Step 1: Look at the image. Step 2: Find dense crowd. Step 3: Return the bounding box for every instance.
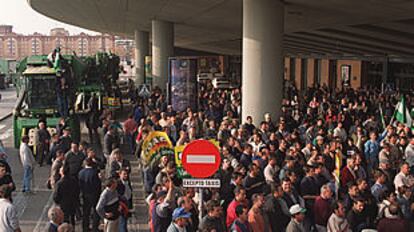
[0,81,414,232]
[0,99,134,231]
[137,83,414,232]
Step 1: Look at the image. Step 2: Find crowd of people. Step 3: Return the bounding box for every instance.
[0,107,134,231]
[136,83,414,232]
[0,80,414,232]
[46,117,135,232]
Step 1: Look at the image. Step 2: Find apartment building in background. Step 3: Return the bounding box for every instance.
[0,25,123,60]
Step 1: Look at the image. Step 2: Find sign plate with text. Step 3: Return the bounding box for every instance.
[183,179,221,188]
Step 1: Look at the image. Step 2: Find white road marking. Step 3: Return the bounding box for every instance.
[0,128,13,140]
[33,191,54,232]
[15,193,29,218]
[187,154,216,164]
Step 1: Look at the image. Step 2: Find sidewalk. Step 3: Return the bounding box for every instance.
[126,154,150,232]
[0,87,16,120]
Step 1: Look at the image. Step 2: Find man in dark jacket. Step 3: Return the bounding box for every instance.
[199,200,225,232]
[86,93,100,144]
[243,164,266,200]
[56,117,66,137]
[78,158,101,232]
[117,168,133,232]
[85,148,105,171]
[58,128,72,153]
[64,142,85,178]
[36,121,51,166]
[0,162,15,195]
[110,152,131,178]
[48,133,61,164]
[53,165,80,226]
[347,198,369,232]
[103,126,119,159]
[263,184,290,231]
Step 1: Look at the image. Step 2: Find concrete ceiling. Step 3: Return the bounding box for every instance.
[28,0,414,57]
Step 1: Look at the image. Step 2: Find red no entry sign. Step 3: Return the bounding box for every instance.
[182,140,221,178]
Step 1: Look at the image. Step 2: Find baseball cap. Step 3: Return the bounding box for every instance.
[172,207,192,220]
[316,135,324,140]
[289,204,306,215]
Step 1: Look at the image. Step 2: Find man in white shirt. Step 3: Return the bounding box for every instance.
[333,122,347,143]
[264,155,280,184]
[0,185,21,232]
[404,138,414,171]
[394,162,414,191]
[19,135,36,193]
[159,112,169,128]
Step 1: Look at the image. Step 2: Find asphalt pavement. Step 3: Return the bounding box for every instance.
[0,87,16,120]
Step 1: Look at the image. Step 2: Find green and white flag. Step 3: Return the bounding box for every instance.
[379,103,386,129]
[394,96,413,129]
[53,51,61,71]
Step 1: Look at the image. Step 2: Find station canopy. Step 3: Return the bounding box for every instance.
[29,0,414,57]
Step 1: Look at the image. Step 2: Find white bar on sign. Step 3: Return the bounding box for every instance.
[187,154,215,164]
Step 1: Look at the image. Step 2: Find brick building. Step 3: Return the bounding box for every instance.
[0,25,117,60]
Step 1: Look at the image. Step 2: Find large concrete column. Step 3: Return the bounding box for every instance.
[242,0,284,125]
[134,30,149,86]
[152,20,174,91]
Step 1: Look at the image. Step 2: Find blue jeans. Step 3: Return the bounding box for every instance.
[119,215,127,232]
[23,166,32,192]
[57,94,68,117]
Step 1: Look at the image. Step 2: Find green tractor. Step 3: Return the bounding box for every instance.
[75,52,121,114]
[13,55,86,148]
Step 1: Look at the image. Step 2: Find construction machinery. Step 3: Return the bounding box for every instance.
[13,54,85,148]
[13,52,122,148]
[75,52,121,114]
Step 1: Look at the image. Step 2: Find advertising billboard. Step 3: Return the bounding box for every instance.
[169,58,197,112]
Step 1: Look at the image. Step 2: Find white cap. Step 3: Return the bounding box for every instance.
[289,204,306,215]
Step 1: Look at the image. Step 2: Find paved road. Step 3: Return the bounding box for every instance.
[0,88,16,119]
[0,116,53,232]
[0,108,149,231]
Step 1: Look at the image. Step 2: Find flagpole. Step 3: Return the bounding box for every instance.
[388,99,400,128]
[379,103,386,130]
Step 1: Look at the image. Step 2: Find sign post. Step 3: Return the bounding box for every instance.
[198,188,203,223]
[182,140,221,222]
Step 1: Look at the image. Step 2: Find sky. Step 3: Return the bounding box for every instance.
[0,0,98,35]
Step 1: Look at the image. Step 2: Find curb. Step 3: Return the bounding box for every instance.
[0,112,12,122]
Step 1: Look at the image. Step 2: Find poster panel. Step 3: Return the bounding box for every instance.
[169,58,197,112]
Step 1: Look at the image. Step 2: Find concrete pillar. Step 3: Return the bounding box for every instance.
[152,20,174,91]
[242,0,284,124]
[134,30,149,86]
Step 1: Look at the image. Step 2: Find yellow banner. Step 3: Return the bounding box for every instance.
[141,131,174,166]
[175,145,185,168]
